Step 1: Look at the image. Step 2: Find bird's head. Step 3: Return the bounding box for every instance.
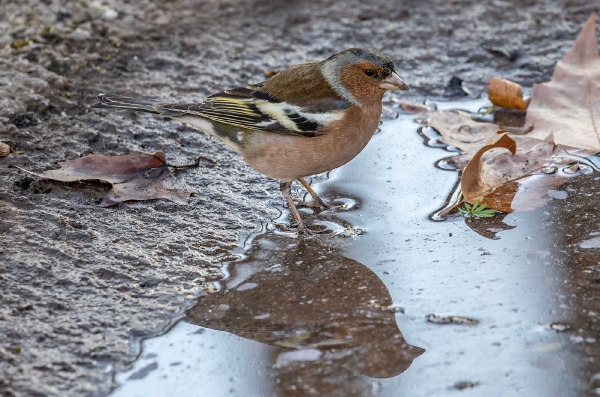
[319,48,408,105]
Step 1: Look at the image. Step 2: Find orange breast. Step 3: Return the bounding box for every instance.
[242,102,382,181]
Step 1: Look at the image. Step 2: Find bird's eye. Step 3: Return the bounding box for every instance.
[364,68,375,77]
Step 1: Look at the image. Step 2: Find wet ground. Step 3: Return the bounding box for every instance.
[109,106,600,397]
[1,0,600,396]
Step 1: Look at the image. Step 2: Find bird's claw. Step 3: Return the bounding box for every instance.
[294,199,333,210]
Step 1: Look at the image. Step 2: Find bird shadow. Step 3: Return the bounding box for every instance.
[186,231,424,394]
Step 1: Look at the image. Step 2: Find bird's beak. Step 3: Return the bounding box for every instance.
[380,72,409,91]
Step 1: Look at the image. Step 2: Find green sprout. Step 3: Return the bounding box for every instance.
[458,200,496,220]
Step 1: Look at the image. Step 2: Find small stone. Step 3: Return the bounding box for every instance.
[550,322,570,332]
[444,77,470,97]
[387,304,405,314]
[108,36,121,47]
[453,381,478,390]
[11,39,32,49]
[102,8,118,20]
[426,314,479,325]
[12,114,37,128]
[0,142,9,156]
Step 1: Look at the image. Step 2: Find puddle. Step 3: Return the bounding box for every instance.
[110,100,589,396]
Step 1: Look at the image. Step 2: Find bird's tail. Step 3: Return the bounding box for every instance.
[91,94,160,114]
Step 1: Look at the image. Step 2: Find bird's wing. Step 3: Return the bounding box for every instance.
[156,85,349,138]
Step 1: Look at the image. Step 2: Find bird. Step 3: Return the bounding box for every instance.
[91,48,408,234]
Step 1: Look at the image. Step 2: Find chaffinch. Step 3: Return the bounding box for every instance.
[92,48,409,234]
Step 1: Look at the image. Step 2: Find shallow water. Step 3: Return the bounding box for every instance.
[110,100,590,397]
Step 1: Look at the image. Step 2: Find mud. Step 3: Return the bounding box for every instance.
[1,0,599,396]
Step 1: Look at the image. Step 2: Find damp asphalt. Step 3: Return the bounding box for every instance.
[1,1,599,396]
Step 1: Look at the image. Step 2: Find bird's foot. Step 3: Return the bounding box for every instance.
[294,199,332,210]
[297,177,332,210]
[313,198,333,210]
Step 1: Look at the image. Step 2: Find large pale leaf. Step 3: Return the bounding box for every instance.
[526,14,600,152]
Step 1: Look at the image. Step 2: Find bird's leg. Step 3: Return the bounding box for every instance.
[298,177,331,209]
[280,181,312,234]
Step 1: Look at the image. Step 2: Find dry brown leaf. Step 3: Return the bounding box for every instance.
[428,111,501,155]
[429,111,556,171]
[42,152,166,183]
[461,133,517,204]
[458,132,588,211]
[430,14,600,217]
[526,13,600,152]
[474,179,520,213]
[460,131,565,211]
[16,152,196,206]
[99,167,195,207]
[447,133,593,213]
[487,77,528,110]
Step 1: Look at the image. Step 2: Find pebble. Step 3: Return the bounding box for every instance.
[0,142,10,156]
[550,322,570,332]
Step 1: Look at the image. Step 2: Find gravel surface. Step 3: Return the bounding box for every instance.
[1,0,598,395]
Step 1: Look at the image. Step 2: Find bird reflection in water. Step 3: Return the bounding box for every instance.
[186,233,424,396]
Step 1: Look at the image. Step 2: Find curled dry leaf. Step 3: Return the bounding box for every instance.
[526,13,600,153]
[487,77,528,110]
[15,152,196,206]
[458,132,590,212]
[461,133,517,207]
